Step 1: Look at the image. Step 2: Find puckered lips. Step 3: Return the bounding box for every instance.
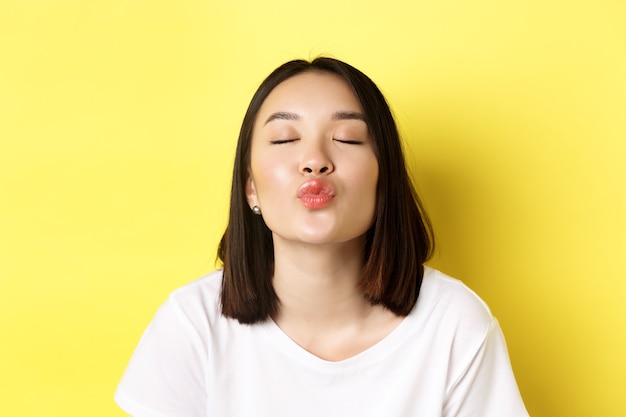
[296,179,335,209]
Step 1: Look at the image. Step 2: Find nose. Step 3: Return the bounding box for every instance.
[299,141,334,176]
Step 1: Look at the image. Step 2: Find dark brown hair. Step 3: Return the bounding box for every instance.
[218,57,434,324]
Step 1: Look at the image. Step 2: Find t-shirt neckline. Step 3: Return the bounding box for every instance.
[257,269,432,373]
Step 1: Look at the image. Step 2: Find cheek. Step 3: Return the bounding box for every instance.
[250,155,294,199]
[355,156,379,194]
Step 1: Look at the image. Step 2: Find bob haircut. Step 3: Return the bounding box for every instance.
[218,57,434,324]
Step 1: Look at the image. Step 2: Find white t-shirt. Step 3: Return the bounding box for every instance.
[115,267,529,417]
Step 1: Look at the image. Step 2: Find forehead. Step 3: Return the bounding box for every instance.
[257,71,363,117]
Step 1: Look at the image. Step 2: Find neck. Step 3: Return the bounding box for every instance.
[271,236,372,328]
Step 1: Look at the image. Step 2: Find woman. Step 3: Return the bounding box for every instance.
[115,57,529,416]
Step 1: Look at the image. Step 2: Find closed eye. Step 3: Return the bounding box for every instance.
[333,139,363,145]
[270,138,299,145]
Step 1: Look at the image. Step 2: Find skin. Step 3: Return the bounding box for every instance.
[246,72,402,361]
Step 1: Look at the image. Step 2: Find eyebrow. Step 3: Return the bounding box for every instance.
[264,112,299,125]
[331,111,366,121]
[264,110,366,125]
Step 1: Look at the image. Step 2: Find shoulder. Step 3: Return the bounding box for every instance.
[115,271,226,416]
[168,269,223,305]
[158,269,226,331]
[418,266,493,321]
[412,267,496,354]
[416,270,529,414]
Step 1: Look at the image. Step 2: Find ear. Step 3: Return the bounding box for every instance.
[245,173,258,208]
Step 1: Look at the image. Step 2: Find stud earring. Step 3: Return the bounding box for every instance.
[252,205,262,215]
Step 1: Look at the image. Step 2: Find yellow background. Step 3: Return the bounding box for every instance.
[1,1,624,416]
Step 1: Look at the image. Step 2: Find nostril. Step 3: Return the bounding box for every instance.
[302,166,330,174]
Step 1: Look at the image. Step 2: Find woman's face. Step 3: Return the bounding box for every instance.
[246,71,379,247]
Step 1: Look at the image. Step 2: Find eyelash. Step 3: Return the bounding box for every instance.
[270,139,298,145]
[269,139,363,145]
[334,139,363,145]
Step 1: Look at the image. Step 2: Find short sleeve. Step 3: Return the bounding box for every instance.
[115,299,208,417]
[443,319,529,417]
